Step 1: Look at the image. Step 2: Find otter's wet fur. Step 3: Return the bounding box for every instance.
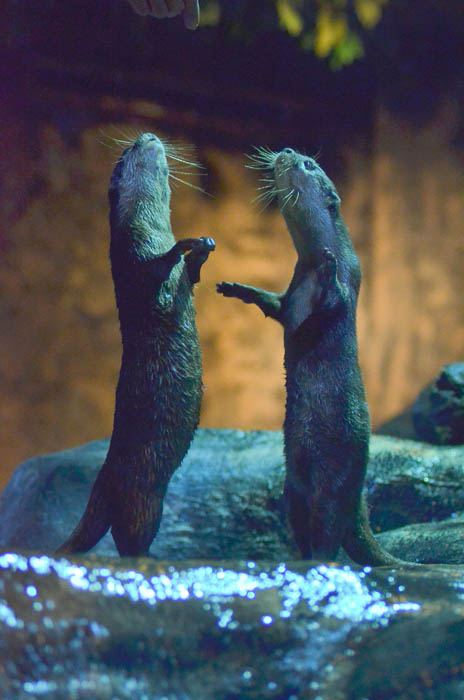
[218,146,404,566]
[58,133,215,557]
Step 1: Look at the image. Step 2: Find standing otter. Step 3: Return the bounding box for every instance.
[217,147,402,566]
[58,132,215,557]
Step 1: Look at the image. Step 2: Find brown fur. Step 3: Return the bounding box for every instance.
[58,133,214,556]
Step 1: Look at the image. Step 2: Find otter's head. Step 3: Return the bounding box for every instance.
[109,133,171,234]
[248,146,342,261]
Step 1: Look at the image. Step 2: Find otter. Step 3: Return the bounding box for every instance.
[58,132,215,557]
[217,147,403,567]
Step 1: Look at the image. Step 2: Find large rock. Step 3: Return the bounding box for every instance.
[378,362,464,445]
[1,551,464,699]
[2,430,464,562]
[365,435,464,532]
[377,513,464,564]
[412,363,464,445]
[3,431,464,698]
[0,430,294,558]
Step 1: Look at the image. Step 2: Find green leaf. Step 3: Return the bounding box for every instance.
[199,0,221,27]
[330,30,364,68]
[276,0,304,37]
[355,0,387,29]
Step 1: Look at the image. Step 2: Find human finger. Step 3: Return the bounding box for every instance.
[182,0,200,29]
[164,0,185,18]
[127,0,150,15]
[148,0,169,18]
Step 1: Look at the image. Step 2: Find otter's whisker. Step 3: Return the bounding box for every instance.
[97,138,121,152]
[113,126,141,144]
[254,145,277,158]
[166,153,204,169]
[252,190,276,204]
[168,168,207,176]
[161,138,196,150]
[251,183,288,213]
[245,162,272,171]
[97,130,133,151]
[244,147,277,170]
[254,197,276,214]
[281,188,296,212]
[251,190,277,205]
[169,173,212,196]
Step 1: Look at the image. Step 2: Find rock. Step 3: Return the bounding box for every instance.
[1,551,464,699]
[3,431,464,697]
[2,430,464,563]
[411,363,464,445]
[375,407,417,441]
[365,435,464,533]
[377,513,464,564]
[0,430,295,559]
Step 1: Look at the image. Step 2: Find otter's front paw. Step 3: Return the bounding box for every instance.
[196,237,216,253]
[216,281,237,297]
[318,248,338,284]
[183,236,215,255]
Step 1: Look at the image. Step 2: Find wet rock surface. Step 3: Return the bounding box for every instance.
[2,430,464,563]
[377,513,464,565]
[1,551,464,700]
[365,435,464,533]
[3,430,464,697]
[0,430,294,559]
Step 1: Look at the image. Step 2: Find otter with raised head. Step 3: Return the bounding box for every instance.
[218,147,402,566]
[58,133,215,557]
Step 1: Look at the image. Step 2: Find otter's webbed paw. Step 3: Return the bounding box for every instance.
[318,248,338,286]
[217,281,241,298]
[192,237,216,254]
[176,236,215,255]
[217,282,258,303]
[217,282,283,321]
[318,247,349,310]
[183,236,216,285]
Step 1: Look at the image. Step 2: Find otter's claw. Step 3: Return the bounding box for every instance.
[177,236,216,255]
[323,247,336,267]
[196,237,216,253]
[319,247,337,282]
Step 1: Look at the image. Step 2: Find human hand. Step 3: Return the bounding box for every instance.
[127,0,200,30]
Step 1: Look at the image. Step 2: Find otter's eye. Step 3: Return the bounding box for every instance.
[303,160,314,171]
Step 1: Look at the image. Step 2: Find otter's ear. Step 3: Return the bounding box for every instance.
[327,189,340,212]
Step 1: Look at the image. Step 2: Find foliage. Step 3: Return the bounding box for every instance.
[200,0,390,68]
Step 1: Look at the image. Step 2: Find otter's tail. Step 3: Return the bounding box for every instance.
[342,498,409,567]
[56,465,111,554]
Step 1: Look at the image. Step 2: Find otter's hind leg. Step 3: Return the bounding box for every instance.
[284,479,313,558]
[310,504,349,562]
[111,490,164,557]
[309,467,360,561]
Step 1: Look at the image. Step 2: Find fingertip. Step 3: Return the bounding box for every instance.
[183,16,199,30]
[182,0,200,29]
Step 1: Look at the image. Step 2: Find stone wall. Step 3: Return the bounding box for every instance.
[1,102,463,489]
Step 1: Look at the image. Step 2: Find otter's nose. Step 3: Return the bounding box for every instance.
[282,148,294,155]
[135,133,162,149]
